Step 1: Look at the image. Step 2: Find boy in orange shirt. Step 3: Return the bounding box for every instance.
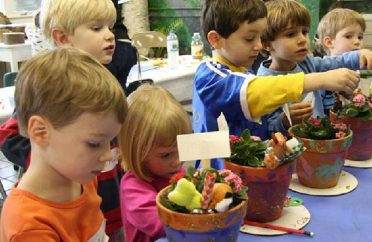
[0,48,127,241]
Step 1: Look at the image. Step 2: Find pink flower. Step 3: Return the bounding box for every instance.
[229,135,241,143]
[353,94,366,107]
[251,136,262,141]
[309,117,321,127]
[218,169,242,193]
[335,131,346,139]
[333,122,347,131]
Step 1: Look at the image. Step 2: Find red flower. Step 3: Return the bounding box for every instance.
[309,117,321,127]
[169,172,185,184]
[229,135,241,143]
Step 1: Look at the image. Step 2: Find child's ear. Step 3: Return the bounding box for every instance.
[28,116,50,147]
[207,31,223,49]
[323,36,334,49]
[51,29,71,47]
[262,41,273,52]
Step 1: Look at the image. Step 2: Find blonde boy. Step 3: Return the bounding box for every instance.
[193,0,361,168]
[317,8,366,57]
[0,48,127,241]
[40,0,116,64]
[0,0,122,239]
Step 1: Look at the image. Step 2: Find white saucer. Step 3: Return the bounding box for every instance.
[289,171,358,196]
[240,205,311,236]
[345,157,372,168]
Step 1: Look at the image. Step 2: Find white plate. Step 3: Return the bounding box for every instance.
[289,171,358,196]
[240,205,311,236]
[345,157,372,168]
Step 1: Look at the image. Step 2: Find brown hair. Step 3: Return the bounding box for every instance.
[201,0,267,43]
[16,47,127,137]
[261,0,311,44]
[119,85,192,182]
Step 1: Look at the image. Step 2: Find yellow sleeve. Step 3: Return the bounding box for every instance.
[247,72,304,118]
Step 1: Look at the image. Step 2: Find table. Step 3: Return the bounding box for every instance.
[0,41,32,72]
[127,56,200,109]
[157,166,372,242]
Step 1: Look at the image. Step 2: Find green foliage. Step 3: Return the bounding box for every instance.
[333,91,372,121]
[291,117,350,140]
[227,130,267,167]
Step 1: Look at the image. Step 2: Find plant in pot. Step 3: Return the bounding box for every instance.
[289,116,352,189]
[331,89,372,161]
[156,167,247,242]
[224,130,305,223]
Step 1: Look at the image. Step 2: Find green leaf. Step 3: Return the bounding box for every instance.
[346,107,359,117]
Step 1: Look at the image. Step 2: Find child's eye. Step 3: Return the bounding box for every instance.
[302,30,309,36]
[91,26,102,32]
[160,153,171,158]
[245,38,254,42]
[358,35,364,40]
[87,142,100,148]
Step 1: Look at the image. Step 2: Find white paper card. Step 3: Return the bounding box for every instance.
[177,131,231,161]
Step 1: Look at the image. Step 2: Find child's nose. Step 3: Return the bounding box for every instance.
[106,29,115,41]
[171,159,181,168]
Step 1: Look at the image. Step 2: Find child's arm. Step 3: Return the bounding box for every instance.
[247,69,359,118]
[120,177,165,240]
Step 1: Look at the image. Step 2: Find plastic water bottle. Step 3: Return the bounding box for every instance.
[167,30,179,69]
[191,32,203,60]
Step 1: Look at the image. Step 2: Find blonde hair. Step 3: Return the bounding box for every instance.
[119,85,192,182]
[40,0,116,42]
[316,8,366,55]
[261,0,311,44]
[16,47,127,137]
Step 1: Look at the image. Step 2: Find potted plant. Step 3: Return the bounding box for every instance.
[331,89,372,161]
[156,167,247,242]
[224,130,305,222]
[289,116,352,189]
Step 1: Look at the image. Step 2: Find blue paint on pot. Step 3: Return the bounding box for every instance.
[163,217,242,242]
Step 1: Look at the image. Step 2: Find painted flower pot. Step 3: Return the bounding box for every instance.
[156,186,247,242]
[330,111,372,161]
[224,161,295,223]
[289,126,353,188]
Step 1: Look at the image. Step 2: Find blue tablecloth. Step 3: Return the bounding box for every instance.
[156,166,372,242]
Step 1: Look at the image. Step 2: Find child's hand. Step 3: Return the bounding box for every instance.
[321,68,360,95]
[281,103,313,129]
[359,49,372,70]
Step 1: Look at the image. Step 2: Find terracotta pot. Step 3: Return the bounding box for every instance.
[156,186,247,242]
[288,126,353,188]
[330,111,372,161]
[224,160,295,223]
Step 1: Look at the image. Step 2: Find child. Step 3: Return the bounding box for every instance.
[193,0,361,169]
[256,0,372,135]
[317,8,366,114]
[119,85,192,242]
[0,48,127,241]
[0,0,124,239]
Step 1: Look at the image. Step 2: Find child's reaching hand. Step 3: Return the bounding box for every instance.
[281,103,313,129]
[359,49,372,70]
[305,68,359,96]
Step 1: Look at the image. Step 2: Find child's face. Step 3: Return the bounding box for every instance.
[328,24,364,56]
[217,18,267,67]
[144,144,182,179]
[67,20,115,64]
[46,112,121,183]
[267,25,310,70]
